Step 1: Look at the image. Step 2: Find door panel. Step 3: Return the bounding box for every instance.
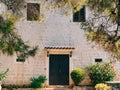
[49,54,69,85]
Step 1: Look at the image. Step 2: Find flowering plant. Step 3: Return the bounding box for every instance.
[95,83,111,90]
[87,63,116,85]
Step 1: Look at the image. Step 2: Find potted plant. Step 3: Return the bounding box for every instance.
[71,68,86,85]
[30,75,47,88]
[95,83,111,90]
[87,62,116,85]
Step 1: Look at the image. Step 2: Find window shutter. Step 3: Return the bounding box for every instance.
[73,6,86,22]
[73,11,80,22]
[27,3,40,21]
[79,6,86,22]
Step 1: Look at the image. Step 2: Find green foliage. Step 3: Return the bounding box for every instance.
[0,68,9,82]
[84,29,120,59]
[45,0,87,14]
[71,68,86,85]
[87,0,118,24]
[87,63,116,85]
[87,0,116,13]
[0,0,119,60]
[81,1,120,60]
[0,0,25,16]
[2,84,31,89]
[30,75,47,88]
[0,16,38,61]
[0,16,14,34]
[80,0,120,60]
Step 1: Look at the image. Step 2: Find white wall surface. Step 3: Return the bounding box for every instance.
[0,0,115,85]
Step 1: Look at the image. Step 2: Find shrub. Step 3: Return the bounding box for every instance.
[0,68,9,82]
[95,83,111,90]
[30,75,47,88]
[71,68,86,85]
[87,63,116,85]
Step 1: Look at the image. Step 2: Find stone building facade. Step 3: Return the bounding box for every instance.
[0,0,118,86]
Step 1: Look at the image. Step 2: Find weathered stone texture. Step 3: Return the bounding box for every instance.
[0,0,117,86]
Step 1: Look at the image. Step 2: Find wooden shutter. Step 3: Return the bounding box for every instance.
[73,6,86,22]
[27,3,40,21]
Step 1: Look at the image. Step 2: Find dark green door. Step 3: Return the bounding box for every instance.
[49,54,69,85]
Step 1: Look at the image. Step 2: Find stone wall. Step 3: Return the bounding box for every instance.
[0,0,116,86]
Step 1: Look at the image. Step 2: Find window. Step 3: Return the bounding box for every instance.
[16,58,25,62]
[73,6,86,22]
[95,58,102,62]
[27,3,40,21]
